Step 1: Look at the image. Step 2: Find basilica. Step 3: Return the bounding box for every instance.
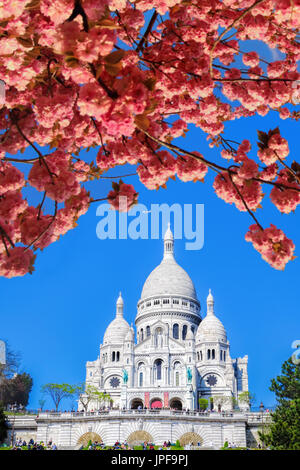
[6,227,261,449]
[82,225,249,413]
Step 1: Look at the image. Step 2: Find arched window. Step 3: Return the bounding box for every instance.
[182,325,187,340]
[116,351,120,361]
[154,359,162,380]
[112,351,115,362]
[146,326,150,337]
[173,324,179,339]
[220,350,223,361]
[212,349,215,360]
[139,372,143,387]
[173,361,180,386]
[140,329,144,341]
[224,351,226,361]
[200,351,203,361]
[207,349,211,360]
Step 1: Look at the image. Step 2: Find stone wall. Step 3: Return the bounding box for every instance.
[4,411,271,449]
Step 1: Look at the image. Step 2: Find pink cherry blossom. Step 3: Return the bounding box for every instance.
[0,0,298,276]
[245,224,295,270]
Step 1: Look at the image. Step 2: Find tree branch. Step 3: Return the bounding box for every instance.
[66,0,89,32]
[136,11,158,53]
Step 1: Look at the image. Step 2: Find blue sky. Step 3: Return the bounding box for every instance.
[0,23,299,411]
[1,105,299,411]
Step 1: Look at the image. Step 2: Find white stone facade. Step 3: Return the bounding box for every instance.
[6,410,271,449]
[83,226,249,413]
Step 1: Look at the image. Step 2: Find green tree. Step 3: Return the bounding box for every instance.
[0,342,33,409]
[0,342,21,380]
[259,358,300,450]
[231,396,238,409]
[38,398,46,410]
[0,404,7,444]
[238,391,256,409]
[41,383,77,412]
[198,398,208,411]
[76,383,112,411]
[0,373,33,408]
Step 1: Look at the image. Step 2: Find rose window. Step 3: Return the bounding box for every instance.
[206,375,217,386]
[110,377,120,388]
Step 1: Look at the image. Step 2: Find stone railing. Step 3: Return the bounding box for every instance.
[36,409,247,421]
[5,414,38,428]
[245,412,272,424]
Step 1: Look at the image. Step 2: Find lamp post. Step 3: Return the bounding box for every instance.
[10,403,17,447]
[259,402,265,449]
[259,401,264,412]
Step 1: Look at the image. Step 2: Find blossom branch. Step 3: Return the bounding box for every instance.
[209,0,268,76]
[136,11,158,53]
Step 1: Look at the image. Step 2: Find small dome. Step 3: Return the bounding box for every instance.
[196,315,227,343]
[103,317,130,345]
[103,294,130,345]
[196,290,227,343]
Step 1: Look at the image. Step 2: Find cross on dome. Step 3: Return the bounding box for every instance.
[163,223,174,259]
[207,289,214,315]
[116,292,124,316]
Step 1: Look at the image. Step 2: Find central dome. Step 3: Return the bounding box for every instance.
[140,225,198,302]
[141,258,197,300]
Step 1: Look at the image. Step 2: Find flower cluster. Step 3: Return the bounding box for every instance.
[107,181,138,212]
[245,224,295,270]
[0,0,298,276]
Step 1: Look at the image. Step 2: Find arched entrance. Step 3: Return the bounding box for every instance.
[179,433,203,447]
[150,398,162,409]
[77,432,102,447]
[131,398,144,409]
[127,431,153,446]
[169,398,182,410]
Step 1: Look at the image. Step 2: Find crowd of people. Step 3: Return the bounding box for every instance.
[82,440,177,450]
[11,437,57,450]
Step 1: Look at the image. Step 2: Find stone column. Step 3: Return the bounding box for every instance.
[185,385,194,411]
[120,384,128,409]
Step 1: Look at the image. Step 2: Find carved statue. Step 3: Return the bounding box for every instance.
[187,367,192,383]
[123,369,128,384]
[137,418,143,430]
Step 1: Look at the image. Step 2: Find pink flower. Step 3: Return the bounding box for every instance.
[270,169,300,214]
[243,52,260,67]
[107,181,138,212]
[245,224,295,270]
[0,247,36,278]
[176,153,207,182]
